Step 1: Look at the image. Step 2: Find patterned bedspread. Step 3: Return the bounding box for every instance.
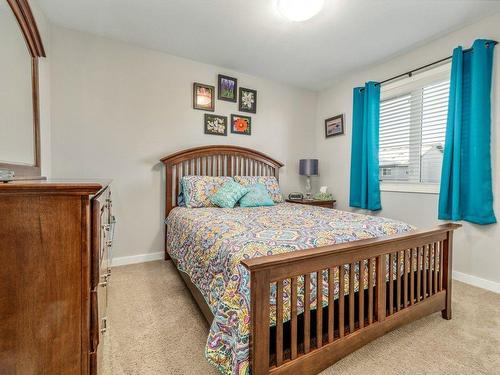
[166,203,415,375]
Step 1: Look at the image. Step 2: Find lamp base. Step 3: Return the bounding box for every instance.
[305,176,312,200]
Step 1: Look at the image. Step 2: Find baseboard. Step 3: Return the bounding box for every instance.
[111,251,164,267]
[453,270,500,294]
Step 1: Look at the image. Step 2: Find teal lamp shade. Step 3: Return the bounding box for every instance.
[299,159,319,176]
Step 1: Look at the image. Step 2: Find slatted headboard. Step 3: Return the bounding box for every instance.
[160,145,284,217]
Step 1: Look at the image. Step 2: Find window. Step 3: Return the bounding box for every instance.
[379,64,450,192]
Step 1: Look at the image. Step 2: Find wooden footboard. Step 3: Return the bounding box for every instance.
[241,223,460,375]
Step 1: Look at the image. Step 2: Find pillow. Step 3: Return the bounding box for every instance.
[209,180,250,208]
[181,176,232,208]
[177,189,186,207]
[239,183,275,208]
[234,176,284,203]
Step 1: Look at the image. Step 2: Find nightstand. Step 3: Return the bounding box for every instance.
[285,198,336,209]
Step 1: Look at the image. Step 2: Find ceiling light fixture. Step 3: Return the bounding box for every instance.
[275,0,325,22]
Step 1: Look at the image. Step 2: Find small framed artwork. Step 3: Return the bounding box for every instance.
[325,114,344,137]
[193,82,215,111]
[204,114,227,136]
[218,74,237,102]
[238,87,257,113]
[231,114,251,135]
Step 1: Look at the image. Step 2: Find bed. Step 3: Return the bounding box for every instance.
[161,145,460,375]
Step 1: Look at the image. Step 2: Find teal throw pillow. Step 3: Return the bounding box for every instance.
[239,183,275,208]
[209,180,249,208]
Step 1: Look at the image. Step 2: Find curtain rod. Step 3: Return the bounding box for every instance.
[360,40,498,90]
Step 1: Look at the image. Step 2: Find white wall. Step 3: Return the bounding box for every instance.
[49,26,317,259]
[315,13,500,289]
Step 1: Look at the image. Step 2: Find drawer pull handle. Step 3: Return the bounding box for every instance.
[99,273,109,287]
[101,317,107,333]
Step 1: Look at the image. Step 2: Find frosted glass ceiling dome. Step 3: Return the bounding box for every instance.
[275,0,325,22]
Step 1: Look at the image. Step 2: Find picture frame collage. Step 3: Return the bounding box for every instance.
[193,74,257,136]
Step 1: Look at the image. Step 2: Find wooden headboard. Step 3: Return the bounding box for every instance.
[160,145,284,217]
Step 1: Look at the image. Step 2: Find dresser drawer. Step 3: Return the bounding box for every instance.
[90,273,108,375]
[96,277,107,375]
[100,189,114,271]
[91,188,113,288]
[90,186,113,375]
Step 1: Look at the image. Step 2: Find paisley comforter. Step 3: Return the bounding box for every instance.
[166,203,414,375]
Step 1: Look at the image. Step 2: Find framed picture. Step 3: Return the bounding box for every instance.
[218,74,237,102]
[204,114,227,136]
[238,87,257,113]
[231,114,251,135]
[325,114,344,137]
[193,82,215,111]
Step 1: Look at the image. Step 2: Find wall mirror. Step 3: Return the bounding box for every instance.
[0,0,45,178]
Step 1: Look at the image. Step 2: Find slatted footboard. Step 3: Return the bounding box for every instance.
[241,223,460,375]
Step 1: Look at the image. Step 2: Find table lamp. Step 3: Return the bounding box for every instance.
[299,159,318,200]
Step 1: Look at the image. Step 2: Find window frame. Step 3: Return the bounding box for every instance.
[379,63,451,195]
[380,182,440,194]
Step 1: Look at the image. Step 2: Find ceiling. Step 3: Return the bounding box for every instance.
[38,0,500,91]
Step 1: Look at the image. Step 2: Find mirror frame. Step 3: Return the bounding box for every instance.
[0,0,46,178]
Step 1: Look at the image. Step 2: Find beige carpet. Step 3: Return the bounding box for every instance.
[103,261,500,375]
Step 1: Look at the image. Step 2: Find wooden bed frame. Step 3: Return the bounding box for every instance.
[160,145,460,375]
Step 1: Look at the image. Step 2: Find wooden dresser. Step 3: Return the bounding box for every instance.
[0,180,114,375]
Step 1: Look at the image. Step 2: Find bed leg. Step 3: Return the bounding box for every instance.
[442,304,452,320]
[441,229,453,320]
[165,230,171,260]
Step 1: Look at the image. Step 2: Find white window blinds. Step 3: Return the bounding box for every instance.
[379,67,450,185]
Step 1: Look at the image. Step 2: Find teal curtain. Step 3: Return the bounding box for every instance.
[349,81,381,211]
[439,39,496,224]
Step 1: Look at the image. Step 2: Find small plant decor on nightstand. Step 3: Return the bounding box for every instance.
[314,186,333,200]
[313,192,333,201]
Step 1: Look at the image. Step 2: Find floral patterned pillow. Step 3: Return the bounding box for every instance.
[209,180,249,208]
[181,176,233,208]
[233,176,284,203]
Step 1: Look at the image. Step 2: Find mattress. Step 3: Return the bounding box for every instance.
[166,203,415,375]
